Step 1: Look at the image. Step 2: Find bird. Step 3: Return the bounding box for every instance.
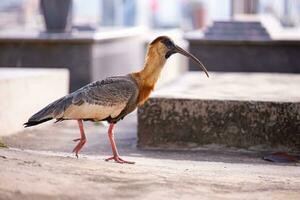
[24,36,209,164]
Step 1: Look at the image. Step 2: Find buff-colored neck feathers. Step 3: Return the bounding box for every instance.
[131,42,168,106]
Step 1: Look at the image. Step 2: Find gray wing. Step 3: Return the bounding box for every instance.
[59,76,139,120]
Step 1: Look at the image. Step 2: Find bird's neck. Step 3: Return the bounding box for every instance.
[139,51,166,85]
[131,47,166,106]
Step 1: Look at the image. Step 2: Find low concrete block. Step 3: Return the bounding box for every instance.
[0,68,69,136]
[138,72,300,151]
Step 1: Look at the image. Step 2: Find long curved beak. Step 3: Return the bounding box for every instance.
[174,45,209,78]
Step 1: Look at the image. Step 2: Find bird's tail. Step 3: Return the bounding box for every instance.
[23,117,53,127]
[24,96,71,128]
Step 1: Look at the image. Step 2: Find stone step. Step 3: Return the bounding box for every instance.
[203,21,270,40]
[137,72,300,152]
[0,68,69,136]
[213,21,263,28]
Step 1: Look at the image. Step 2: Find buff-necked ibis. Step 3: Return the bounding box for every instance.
[24,36,209,164]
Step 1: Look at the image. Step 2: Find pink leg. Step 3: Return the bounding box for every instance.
[72,119,87,158]
[105,123,135,164]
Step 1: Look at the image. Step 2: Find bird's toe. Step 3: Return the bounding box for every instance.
[105,156,135,164]
[73,138,81,142]
[72,139,86,158]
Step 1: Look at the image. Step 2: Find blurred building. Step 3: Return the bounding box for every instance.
[0,0,299,30]
[0,0,40,29]
[0,0,24,28]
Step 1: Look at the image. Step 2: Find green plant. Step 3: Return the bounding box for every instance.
[0,139,7,148]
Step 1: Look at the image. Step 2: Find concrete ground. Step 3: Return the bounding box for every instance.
[1,113,300,200]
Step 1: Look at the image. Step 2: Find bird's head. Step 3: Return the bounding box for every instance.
[150,36,209,77]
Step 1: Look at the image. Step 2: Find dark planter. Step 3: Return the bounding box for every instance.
[41,0,73,33]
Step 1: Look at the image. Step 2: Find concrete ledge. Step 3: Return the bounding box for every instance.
[0,28,145,91]
[185,31,300,73]
[0,68,69,136]
[138,72,300,152]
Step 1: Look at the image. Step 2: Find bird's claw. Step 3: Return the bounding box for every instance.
[105,156,135,164]
[72,138,86,158]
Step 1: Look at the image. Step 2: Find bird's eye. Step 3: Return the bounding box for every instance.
[166,40,172,46]
[163,39,174,49]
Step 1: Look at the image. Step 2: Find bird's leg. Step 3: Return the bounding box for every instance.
[105,123,135,164]
[72,119,87,158]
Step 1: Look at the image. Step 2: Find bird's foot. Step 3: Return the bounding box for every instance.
[105,156,135,164]
[72,138,86,158]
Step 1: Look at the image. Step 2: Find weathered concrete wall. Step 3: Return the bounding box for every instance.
[138,72,300,151]
[138,98,300,151]
[0,68,69,136]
